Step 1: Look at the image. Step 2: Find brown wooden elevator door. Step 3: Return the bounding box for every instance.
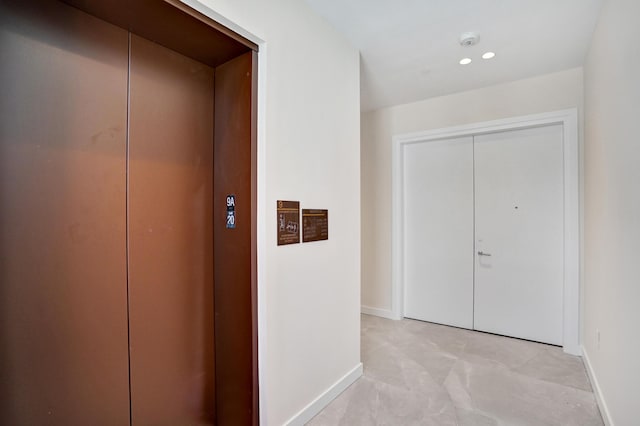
[0,1,131,424]
[128,34,216,425]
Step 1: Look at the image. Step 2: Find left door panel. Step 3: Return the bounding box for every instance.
[0,1,130,424]
[403,136,475,329]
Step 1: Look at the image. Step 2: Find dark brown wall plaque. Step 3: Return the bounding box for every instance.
[302,209,328,242]
[277,200,300,245]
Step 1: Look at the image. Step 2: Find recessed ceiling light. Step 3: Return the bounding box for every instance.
[459,58,472,65]
[482,52,496,59]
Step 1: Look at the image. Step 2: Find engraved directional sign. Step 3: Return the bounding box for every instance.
[277,200,300,245]
[302,209,328,243]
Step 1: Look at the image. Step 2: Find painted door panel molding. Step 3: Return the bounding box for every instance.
[392,109,580,355]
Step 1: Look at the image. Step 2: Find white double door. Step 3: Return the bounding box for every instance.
[403,124,564,345]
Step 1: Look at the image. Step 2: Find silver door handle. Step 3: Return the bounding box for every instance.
[478,251,492,257]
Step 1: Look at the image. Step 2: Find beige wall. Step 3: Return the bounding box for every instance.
[583,0,640,424]
[188,1,362,424]
[361,67,584,312]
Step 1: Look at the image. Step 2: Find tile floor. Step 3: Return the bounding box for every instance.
[308,314,603,426]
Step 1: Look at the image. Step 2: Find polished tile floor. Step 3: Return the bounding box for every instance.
[308,314,603,426]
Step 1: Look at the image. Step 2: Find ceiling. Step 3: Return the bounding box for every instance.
[303,0,604,111]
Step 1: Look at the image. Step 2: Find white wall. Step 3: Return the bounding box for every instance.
[187,1,362,425]
[583,0,640,424]
[361,68,584,313]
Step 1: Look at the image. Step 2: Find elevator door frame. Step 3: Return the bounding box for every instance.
[391,108,580,355]
[2,0,260,424]
[79,1,261,422]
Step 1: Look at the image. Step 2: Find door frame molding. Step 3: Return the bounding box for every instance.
[391,108,580,355]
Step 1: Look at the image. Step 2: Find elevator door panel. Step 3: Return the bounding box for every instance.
[0,1,130,424]
[128,35,215,425]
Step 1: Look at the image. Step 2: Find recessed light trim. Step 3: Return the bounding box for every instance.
[482,51,496,59]
[459,58,472,65]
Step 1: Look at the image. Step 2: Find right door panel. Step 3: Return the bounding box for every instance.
[128,35,215,425]
[474,125,564,345]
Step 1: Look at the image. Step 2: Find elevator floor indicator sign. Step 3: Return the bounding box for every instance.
[226,195,236,229]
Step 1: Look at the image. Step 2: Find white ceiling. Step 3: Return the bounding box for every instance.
[303,0,604,111]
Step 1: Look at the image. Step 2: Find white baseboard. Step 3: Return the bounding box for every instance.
[284,362,363,426]
[563,342,582,356]
[361,305,399,320]
[582,346,614,426]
